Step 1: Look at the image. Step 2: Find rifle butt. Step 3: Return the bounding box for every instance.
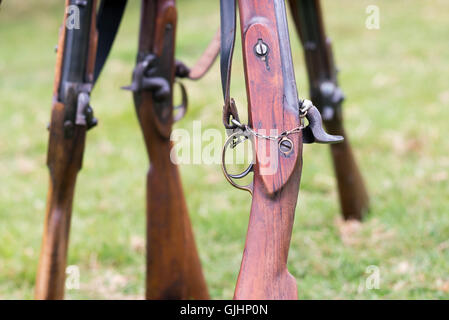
[324,120,369,220]
[36,102,86,299]
[35,182,75,299]
[145,140,209,299]
[137,99,208,300]
[234,165,302,300]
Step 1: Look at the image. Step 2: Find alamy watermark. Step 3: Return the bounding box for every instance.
[65,265,80,290]
[66,5,81,30]
[366,5,380,30]
[170,121,286,176]
[365,265,380,290]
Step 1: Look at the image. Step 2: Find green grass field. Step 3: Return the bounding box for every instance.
[0,0,448,299]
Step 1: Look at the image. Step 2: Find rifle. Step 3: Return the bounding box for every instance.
[288,0,369,220]
[123,0,210,299]
[220,0,342,299]
[36,0,216,300]
[35,0,100,299]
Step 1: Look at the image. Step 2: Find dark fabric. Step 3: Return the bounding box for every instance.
[220,0,236,104]
[93,0,128,85]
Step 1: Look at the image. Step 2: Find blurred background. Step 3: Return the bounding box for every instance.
[0,0,448,299]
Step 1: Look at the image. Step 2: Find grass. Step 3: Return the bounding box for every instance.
[0,0,448,299]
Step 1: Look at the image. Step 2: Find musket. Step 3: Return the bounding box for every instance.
[220,0,342,299]
[288,0,369,220]
[124,0,209,299]
[35,0,99,299]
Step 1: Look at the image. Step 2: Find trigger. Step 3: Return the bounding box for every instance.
[302,105,344,144]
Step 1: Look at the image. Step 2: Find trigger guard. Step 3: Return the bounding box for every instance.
[221,131,254,194]
[229,163,254,179]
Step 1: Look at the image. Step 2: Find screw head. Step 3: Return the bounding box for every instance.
[64,120,74,130]
[279,137,293,155]
[63,120,74,138]
[254,39,269,57]
[75,0,88,7]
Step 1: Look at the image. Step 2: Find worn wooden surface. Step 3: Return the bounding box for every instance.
[135,0,209,300]
[35,0,97,299]
[234,0,302,300]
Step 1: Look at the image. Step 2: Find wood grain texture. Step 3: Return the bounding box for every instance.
[138,104,209,299]
[135,0,209,300]
[324,123,369,220]
[35,0,97,300]
[234,0,302,300]
[35,102,86,299]
[288,0,369,220]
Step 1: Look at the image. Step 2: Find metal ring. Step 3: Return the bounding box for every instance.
[221,131,254,194]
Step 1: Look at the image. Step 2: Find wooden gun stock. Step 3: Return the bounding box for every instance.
[234,167,302,299]
[137,104,209,299]
[131,0,208,300]
[35,103,86,299]
[324,121,369,221]
[234,0,302,300]
[36,0,98,299]
[289,0,369,220]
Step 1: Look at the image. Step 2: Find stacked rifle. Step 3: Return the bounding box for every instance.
[35,0,368,300]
